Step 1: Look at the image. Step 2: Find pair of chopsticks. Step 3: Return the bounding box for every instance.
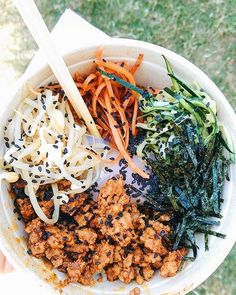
[12,0,100,138]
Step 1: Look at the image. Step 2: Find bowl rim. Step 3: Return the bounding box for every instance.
[0,38,236,294]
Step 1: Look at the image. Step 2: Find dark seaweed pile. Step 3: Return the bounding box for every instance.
[145,123,230,257]
[127,126,230,257]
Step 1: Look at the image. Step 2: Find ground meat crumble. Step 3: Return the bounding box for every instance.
[12,177,187,286]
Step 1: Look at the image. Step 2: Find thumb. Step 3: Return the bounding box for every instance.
[0,250,14,273]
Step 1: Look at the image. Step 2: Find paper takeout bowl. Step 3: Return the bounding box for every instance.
[0,19,236,295]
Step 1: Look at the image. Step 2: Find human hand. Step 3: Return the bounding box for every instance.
[0,250,13,273]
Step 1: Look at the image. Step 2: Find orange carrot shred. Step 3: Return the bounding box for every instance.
[73,49,149,178]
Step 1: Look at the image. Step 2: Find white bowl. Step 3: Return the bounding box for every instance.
[0,38,236,295]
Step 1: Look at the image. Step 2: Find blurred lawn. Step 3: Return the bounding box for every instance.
[1,0,236,294]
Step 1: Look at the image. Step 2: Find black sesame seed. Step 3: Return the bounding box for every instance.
[32,179,37,184]
[27,249,32,255]
[107,214,112,220]
[46,169,50,174]
[38,166,42,172]
[118,212,123,218]
[160,230,166,236]
[57,195,62,199]
[63,148,68,154]
[87,155,92,159]
[59,90,65,96]
[53,145,58,149]
[42,231,48,240]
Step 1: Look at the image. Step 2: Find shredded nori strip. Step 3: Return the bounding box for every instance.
[135,58,233,257]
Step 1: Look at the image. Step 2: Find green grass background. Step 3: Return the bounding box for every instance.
[1,0,236,294]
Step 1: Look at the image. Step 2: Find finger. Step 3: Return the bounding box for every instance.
[3,258,14,273]
[0,250,5,272]
[0,250,13,273]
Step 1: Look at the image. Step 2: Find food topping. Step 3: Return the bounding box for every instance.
[1,88,110,224]
[17,177,186,286]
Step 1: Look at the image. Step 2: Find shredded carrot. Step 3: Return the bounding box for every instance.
[95,60,136,85]
[130,54,144,75]
[63,49,149,178]
[82,73,97,91]
[132,97,139,136]
[92,82,106,117]
[105,92,148,178]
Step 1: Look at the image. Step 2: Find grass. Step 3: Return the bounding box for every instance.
[0,0,236,294]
